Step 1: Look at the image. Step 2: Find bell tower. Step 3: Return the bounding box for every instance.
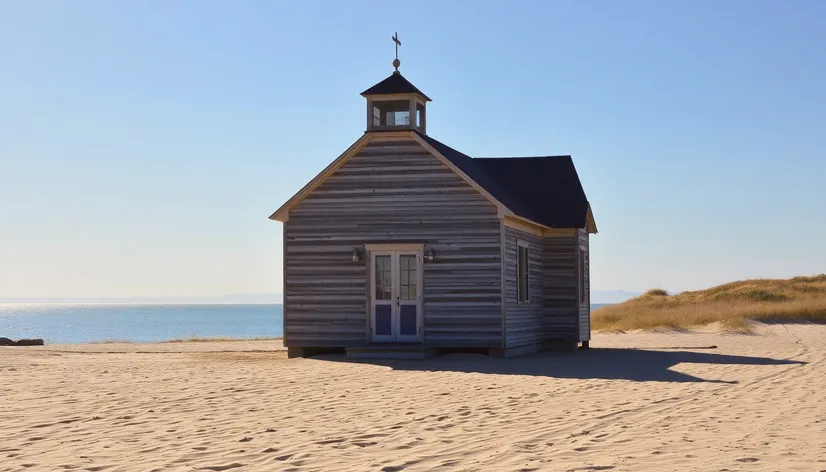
[361,33,431,134]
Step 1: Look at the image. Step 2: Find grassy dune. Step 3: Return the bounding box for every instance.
[593,274,826,331]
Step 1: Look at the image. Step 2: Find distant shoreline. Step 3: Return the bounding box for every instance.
[1,303,614,345]
[1,301,620,307]
[0,302,284,307]
[0,304,285,345]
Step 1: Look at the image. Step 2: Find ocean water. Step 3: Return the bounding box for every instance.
[0,304,284,344]
[0,303,613,344]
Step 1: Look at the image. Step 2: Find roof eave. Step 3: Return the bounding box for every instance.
[360,91,432,102]
[267,134,374,223]
[586,204,598,234]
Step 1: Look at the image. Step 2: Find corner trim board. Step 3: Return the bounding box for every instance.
[499,219,506,348]
[282,223,288,345]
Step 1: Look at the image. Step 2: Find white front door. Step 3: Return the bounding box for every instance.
[370,250,422,342]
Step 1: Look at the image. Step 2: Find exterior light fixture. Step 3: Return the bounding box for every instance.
[352,248,361,263]
[425,249,434,262]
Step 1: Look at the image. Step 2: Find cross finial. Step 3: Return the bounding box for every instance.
[392,32,401,74]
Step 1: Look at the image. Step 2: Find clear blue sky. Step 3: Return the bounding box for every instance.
[2,1,824,300]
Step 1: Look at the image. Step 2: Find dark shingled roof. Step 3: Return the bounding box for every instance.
[361,73,431,101]
[416,132,590,229]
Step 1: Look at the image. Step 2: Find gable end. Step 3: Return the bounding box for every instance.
[269,131,512,222]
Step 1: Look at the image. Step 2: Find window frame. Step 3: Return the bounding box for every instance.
[578,245,588,306]
[516,239,531,304]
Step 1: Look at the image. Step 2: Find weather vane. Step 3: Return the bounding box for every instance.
[392,32,401,74]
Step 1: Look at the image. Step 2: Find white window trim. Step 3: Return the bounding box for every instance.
[365,243,425,252]
[517,239,531,305]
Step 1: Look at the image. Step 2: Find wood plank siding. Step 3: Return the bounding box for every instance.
[541,231,580,341]
[578,229,591,342]
[501,226,589,346]
[502,227,544,348]
[283,138,503,347]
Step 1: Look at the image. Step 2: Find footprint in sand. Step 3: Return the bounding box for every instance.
[353,441,378,447]
[315,438,344,445]
[380,466,405,472]
[736,458,759,463]
[198,464,245,471]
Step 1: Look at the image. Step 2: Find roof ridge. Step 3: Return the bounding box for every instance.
[473,155,572,160]
[416,132,589,229]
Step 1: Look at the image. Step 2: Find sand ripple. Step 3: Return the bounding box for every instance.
[1,325,825,471]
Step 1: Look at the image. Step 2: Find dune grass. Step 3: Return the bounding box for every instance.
[593,274,826,332]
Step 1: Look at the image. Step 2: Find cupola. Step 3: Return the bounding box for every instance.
[361,33,430,134]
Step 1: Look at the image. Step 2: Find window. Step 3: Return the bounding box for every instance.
[399,254,418,300]
[517,240,530,303]
[370,99,410,128]
[374,255,392,301]
[415,102,425,130]
[372,106,381,126]
[579,246,588,305]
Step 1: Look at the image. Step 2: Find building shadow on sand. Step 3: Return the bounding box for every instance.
[317,348,806,383]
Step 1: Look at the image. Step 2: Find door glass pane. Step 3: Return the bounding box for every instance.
[375,305,392,335]
[374,255,391,300]
[399,254,417,300]
[399,305,417,335]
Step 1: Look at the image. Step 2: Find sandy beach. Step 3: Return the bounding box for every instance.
[2,324,825,472]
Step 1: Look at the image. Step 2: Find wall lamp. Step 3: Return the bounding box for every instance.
[352,248,362,263]
[425,249,435,262]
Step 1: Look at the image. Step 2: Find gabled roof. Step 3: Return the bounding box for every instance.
[270,130,595,233]
[475,157,589,229]
[361,73,431,101]
[416,132,592,230]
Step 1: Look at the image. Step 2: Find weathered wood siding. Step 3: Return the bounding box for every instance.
[578,229,591,342]
[284,138,502,347]
[503,227,544,347]
[542,231,579,340]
